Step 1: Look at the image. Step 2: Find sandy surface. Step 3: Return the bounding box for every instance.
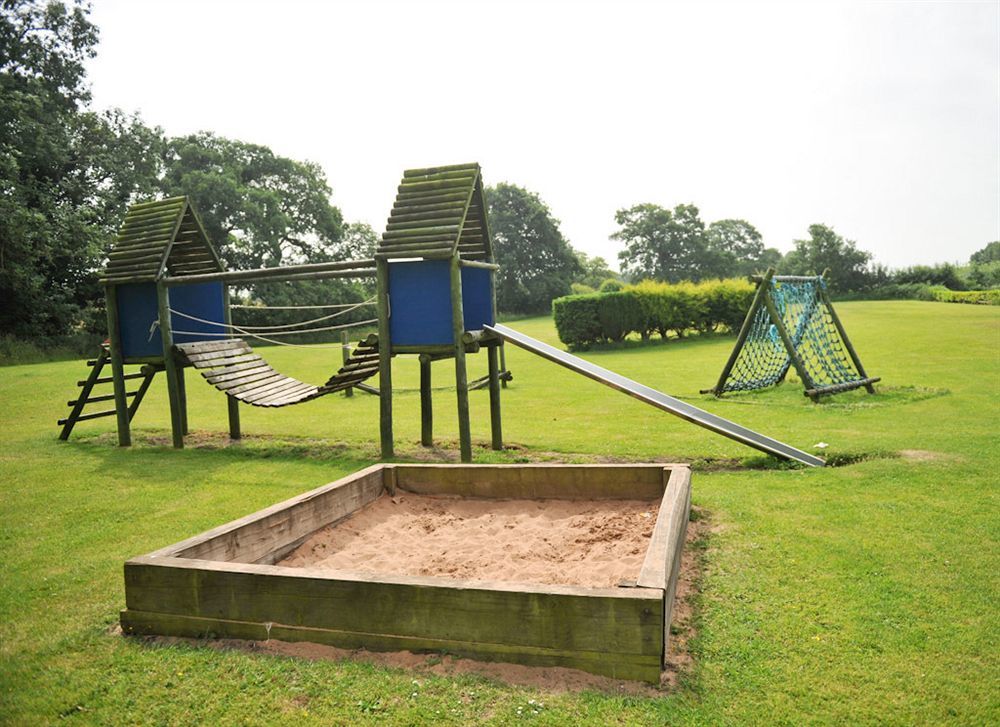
[278,492,659,588]
[130,509,711,694]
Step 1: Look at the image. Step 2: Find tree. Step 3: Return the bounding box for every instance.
[573,251,619,289]
[969,241,1000,265]
[781,224,874,292]
[706,219,767,277]
[486,183,582,314]
[0,0,103,338]
[160,133,344,270]
[337,222,379,262]
[613,203,718,282]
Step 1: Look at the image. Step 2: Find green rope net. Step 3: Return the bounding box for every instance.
[720,276,864,393]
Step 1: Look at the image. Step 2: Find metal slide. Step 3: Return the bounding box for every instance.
[486,324,825,467]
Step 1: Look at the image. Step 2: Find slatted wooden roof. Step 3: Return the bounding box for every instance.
[378,163,493,262]
[101,196,223,284]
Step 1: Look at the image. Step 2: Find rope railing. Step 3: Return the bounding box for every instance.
[170,298,375,332]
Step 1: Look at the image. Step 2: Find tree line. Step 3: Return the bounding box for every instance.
[2,1,996,349]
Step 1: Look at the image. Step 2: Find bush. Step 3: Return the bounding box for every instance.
[598,278,624,293]
[930,287,1000,305]
[551,278,755,348]
[552,295,605,348]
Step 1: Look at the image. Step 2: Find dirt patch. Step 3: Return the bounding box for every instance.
[279,493,659,589]
[123,510,710,695]
[899,449,948,463]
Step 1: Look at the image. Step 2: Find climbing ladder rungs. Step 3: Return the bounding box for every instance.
[68,391,136,406]
[58,409,117,425]
[79,373,145,386]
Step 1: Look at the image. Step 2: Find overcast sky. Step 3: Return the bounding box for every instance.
[86,0,999,269]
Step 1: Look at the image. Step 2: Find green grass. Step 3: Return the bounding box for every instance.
[1,301,997,725]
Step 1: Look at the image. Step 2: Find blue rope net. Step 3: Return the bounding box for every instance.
[721,277,863,393]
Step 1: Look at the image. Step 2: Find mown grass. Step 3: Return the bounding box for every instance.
[0,301,997,725]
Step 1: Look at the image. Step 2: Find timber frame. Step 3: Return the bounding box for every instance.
[120,463,692,684]
[63,164,507,462]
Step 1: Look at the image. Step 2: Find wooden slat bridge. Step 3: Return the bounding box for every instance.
[174,337,381,408]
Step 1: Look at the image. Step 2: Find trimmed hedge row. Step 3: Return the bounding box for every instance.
[930,287,1000,305]
[552,279,755,348]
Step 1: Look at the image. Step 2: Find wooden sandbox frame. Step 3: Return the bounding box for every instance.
[121,464,692,683]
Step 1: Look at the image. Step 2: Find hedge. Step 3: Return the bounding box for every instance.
[552,278,755,349]
[929,287,1000,305]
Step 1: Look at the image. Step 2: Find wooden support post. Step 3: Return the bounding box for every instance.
[177,366,188,435]
[341,330,354,398]
[818,286,876,394]
[419,354,433,447]
[105,285,132,446]
[221,286,241,439]
[156,282,185,449]
[487,344,503,451]
[762,288,815,392]
[376,259,393,459]
[705,269,774,396]
[499,342,508,389]
[450,256,472,463]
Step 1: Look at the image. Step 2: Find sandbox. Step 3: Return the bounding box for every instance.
[121,464,691,683]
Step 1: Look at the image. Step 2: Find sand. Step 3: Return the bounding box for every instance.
[278,492,660,588]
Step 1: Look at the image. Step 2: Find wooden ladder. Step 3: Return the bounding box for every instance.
[58,344,159,440]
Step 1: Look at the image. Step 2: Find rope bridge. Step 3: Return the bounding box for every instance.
[175,336,380,407]
[705,272,879,400]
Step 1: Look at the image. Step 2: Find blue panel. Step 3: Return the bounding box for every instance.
[461,266,495,332]
[387,260,495,347]
[118,283,160,358]
[116,281,225,358]
[389,260,452,345]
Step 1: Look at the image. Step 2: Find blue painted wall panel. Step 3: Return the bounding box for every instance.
[387,260,494,346]
[117,281,226,358]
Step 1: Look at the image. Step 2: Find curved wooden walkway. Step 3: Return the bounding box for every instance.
[175,337,379,407]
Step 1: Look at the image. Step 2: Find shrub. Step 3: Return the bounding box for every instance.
[551,277,756,348]
[552,294,604,348]
[598,278,624,293]
[930,287,1000,305]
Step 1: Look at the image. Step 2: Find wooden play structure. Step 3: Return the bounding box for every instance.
[58,163,507,461]
[59,163,826,466]
[702,269,879,400]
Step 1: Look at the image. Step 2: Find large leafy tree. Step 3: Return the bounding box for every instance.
[159,133,344,270]
[781,224,874,292]
[706,218,773,277]
[613,203,720,283]
[573,251,619,290]
[486,183,582,314]
[0,1,164,338]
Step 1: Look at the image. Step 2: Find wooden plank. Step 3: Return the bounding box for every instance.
[153,465,387,561]
[387,205,466,223]
[67,391,135,406]
[176,338,248,355]
[60,347,109,440]
[397,176,476,194]
[120,608,661,683]
[420,354,432,446]
[157,283,185,448]
[376,259,393,459]
[211,368,281,391]
[402,163,479,178]
[218,372,289,397]
[394,464,671,500]
[122,560,663,666]
[383,225,460,240]
[242,379,316,404]
[79,372,143,386]
[636,467,691,663]
[203,362,274,384]
[57,408,118,425]
[401,167,480,182]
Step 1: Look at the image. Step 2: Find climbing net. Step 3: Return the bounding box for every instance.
[720,277,864,393]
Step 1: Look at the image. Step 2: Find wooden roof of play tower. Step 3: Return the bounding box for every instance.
[100,196,223,284]
[378,163,493,262]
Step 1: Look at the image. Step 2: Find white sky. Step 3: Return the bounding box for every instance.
[86,0,999,269]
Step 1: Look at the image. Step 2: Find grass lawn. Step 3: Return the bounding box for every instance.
[1,300,997,725]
